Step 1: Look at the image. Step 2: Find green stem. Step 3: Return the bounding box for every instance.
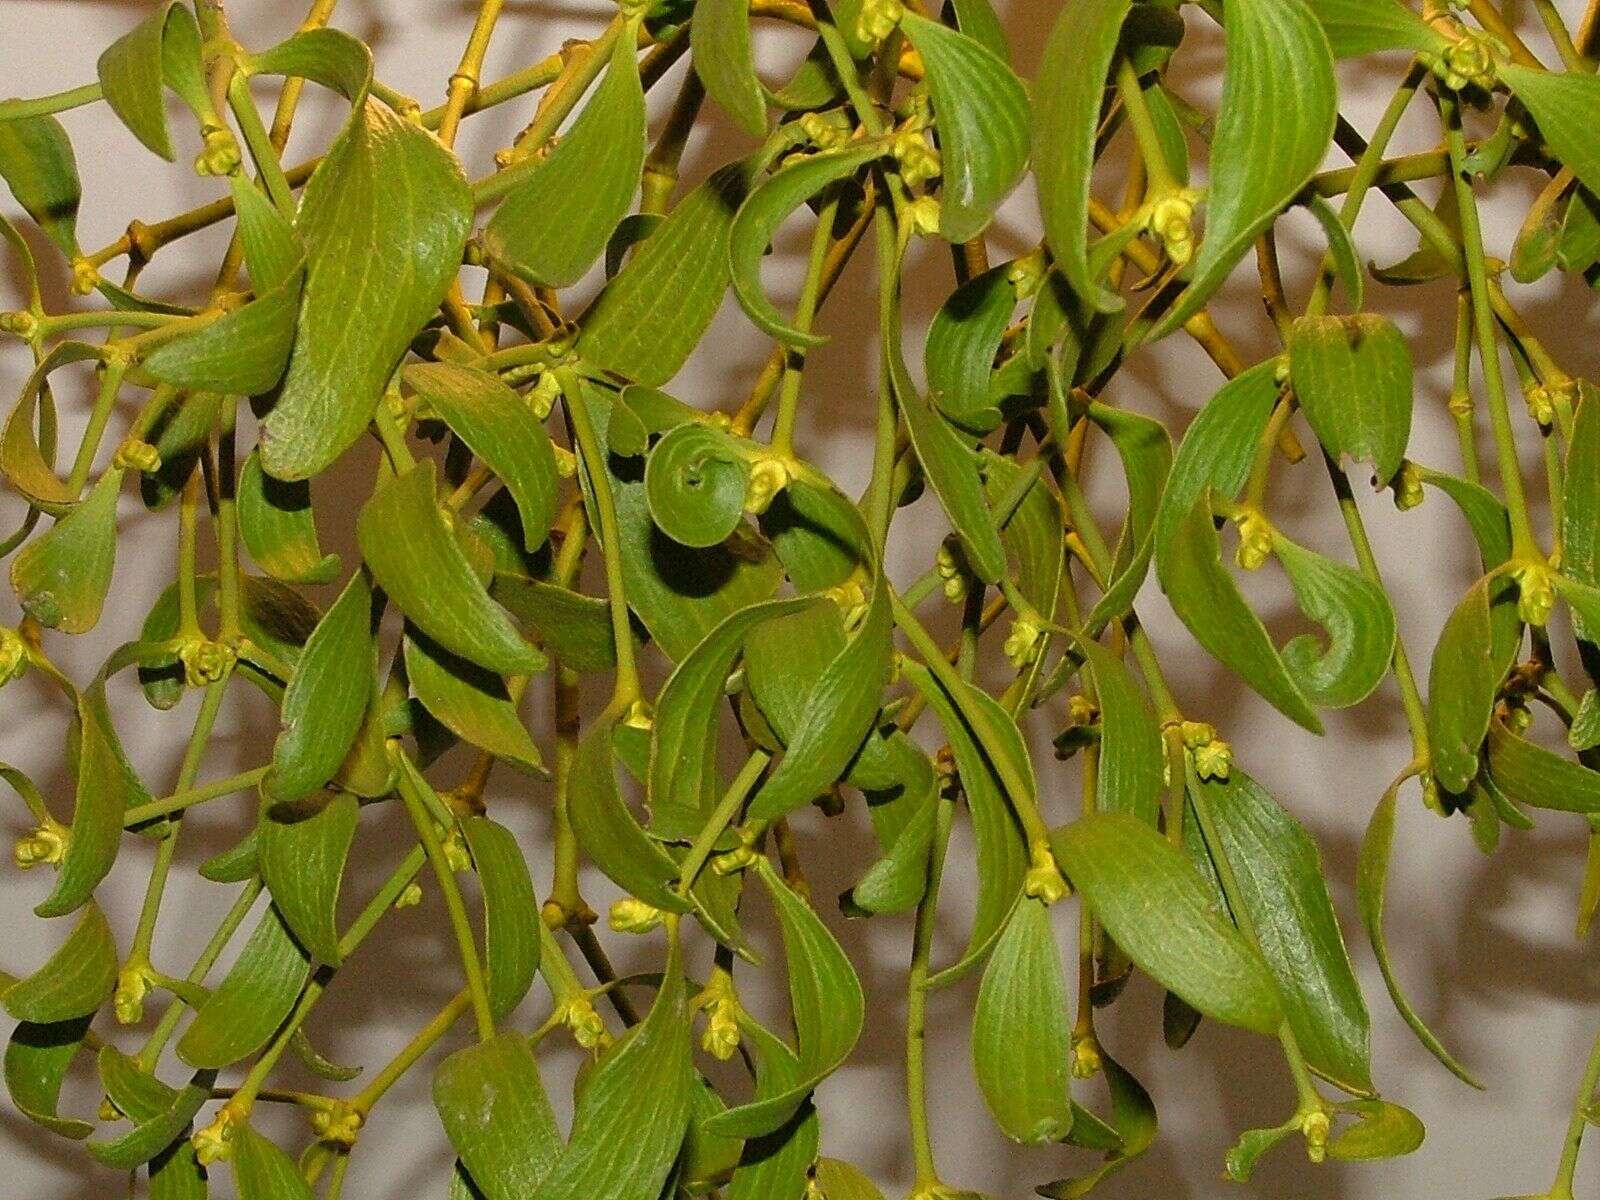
[33,310,177,336]
[677,750,771,894]
[64,360,129,495]
[351,989,473,1114]
[123,765,271,827]
[0,83,104,121]
[1115,56,1177,194]
[1550,1020,1600,1197]
[438,0,506,148]
[226,74,297,218]
[770,197,838,456]
[905,788,957,1190]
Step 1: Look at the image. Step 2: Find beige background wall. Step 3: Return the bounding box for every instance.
[1,1,1596,1197]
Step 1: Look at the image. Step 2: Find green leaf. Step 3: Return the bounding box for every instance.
[580,162,753,386]
[1573,688,1600,753]
[746,580,891,820]
[87,1050,212,1170]
[1272,530,1398,709]
[1192,771,1373,1095]
[887,323,1007,584]
[1032,0,1132,312]
[485,25,644,288]
[650,596,815,840]
[983,449,1066,620]
[725,1022,820,1200]
[199,829,259,883]
[811,1159,888,1200]
[0,114,81,258]
[406,363,559,552]
[1559,184,1600,273]
[692,0,767,136]
[11,468,121,633]
[1326,1099,1425,1161]
[1036,1054,1157,1198]
[760,477,873,594]
[645,423,752,549]
[1224,1123,1297,1182]
[177,901,311,1069]
[1160,495,1322,733]
[143,268,304,397]
[926,263,1016,431]
[1564,383,1600,642]
[237,449,339,585]
[270,569,374,801]
[1487,717,1600,813]
[247,27,373,102]
[532,935,693,1200]
[232,1125,315,1200]
[4,1015,94,1139]
[1428,575,1515,795]
[741,600,845,748]
[972,896,1073,1143]
[847,779,939,916]
[1500,66,1600,205]
[1151,0,1337,338]
[1357,779,1483,1087]
[1305,193,1366,307]
[571,715,692,913]
[1,342,86,515]
[262,101,471,479]
[435,1033,562,1200]
[729,140,887,347]
[705,860,865,1139]
[460,816,540,1021]
[1306,0,1447,56]
[1082,403,1171,632]
[4,902,118,1023]
[359,462,544,675]
[1050,812,1284,1034]
[491,575,617,672]
[1074,637,1163,825]
[1288,313,1413,484]
[898,13,1030,244]
[259,792,358,966]
[1420,467,1513,569]
[904,662,1028,989]
[96,3,203,160]
[405,630,545,775]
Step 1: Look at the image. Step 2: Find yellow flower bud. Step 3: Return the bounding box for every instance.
[310,1101,363,1148]
[0,626,28,687]
[608,896,665,934]
[1023,841,1069,904]
[192,1103,242,1164]
[14,822,67,869]
[1391,460,1425,512]
[113,962,152,1025]
[113,438,162,474]
[744,457,791,516]
[1233,510,1274,572]
[179,637,236,688]
[1514,562,1555,627]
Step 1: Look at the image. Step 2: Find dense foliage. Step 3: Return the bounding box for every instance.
[2,0,1600,1196]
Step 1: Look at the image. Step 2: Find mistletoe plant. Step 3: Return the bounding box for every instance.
[3,0,1600,1196]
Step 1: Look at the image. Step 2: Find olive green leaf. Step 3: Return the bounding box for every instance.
[1154,359,1281,570]
[1487,717,1600,813]
[87,1049,213,1170]
[1428,575,1515,795]
[847,778,939,916]
[725,1020,820,1200]
[270,569,374,801]
[11,468,121,633]
[2,342,92,515]
[458,817,540,1021]
[142,265,304,396]
[1357,777,1483,1086]
[901,662,1028,989]
[358,462,544,676]
[1225,1123,1297,1182]
[1192,771,1373,1095]
[492,576,617,672]
[887,322,1008,584]
[247,27,373,100]
[237,449,339,585]
[1074,637,1164,826]
[4,1015,95,1139]
[650,596,815,840]
[1082,403,1172,631]
[1032,0,1132,312]
[137,391,222,513]
[96,2,204,161]
[4,902,118,1023]
[232,1124,315,1200]
[926,263,1015,431]
[1420,467,1513,569]
[1511,174,1568,285]
[405,631,545,775]
[570,715,692,914]
[1563,383,1600,641]
[1161,495,1323,733]
[645,422,753,549]
[948,0,1009,59]
[262,102,471,479]
[177,901,311,1069]
[406,362,560,552]
[581,161,753,386]
[259,792,359,966]
[199,830,259,884]
[1306,0,1447,57]
[1571,689,1600,752]
[485,24,644,288]
[741,600,844,749]
[434,1033,562,1200]
[1326,1098,1426,1161]
[1288,312,1413,484]
[531,935,693,1200]
[983,449,1065,620]
[0,114,81,258]
[812,1159,888,1200]
[1305,193,1366,307]
[760,477,874,594]
[729,139,887,347]
[1500,66,1600,204]
[692,0,767,136]
[704,860,864,1139]
[1037,1054,1157,1198]
[1559,184,1600,273]
[1051,812,1284,1034]
[898,13,1030,244]
[1271,530,1398,709]
[746,580,891,820]
[1150,0,1337,339]
[972,896,1073,1143]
